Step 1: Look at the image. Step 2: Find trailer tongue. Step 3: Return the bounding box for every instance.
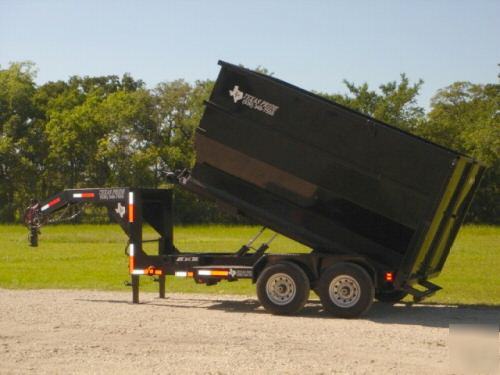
[25,61,485,317]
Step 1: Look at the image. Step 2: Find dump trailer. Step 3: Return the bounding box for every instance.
[25,61,485,318]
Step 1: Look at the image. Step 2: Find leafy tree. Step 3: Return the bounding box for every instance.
[0,62,39,221]
[41,74,149,190]
[0,61,497,224]
[419,82,499,222]
[94,89,157,187]
[317,74,425,131]
[152,79,214,174]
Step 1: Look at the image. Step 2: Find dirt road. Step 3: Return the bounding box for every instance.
[0,289,498,374]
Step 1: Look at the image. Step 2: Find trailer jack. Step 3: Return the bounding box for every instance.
[23,200,40,247]
[24,198,86,247]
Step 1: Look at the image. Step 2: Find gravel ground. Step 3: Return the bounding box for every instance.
[0,289,498,374]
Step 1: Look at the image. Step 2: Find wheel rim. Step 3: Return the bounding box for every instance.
[266,273,296,306]
[329,275,361,308]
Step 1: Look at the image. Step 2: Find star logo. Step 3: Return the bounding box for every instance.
[115,202,126,218]
[229,85,244,103]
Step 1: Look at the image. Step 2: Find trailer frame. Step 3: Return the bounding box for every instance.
[26,185,445,311]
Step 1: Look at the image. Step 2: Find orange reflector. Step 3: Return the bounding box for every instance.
[198,270,229,277]
[128,204,134,223]
[212,270,229,276]
[128,192,135,223]
[385,272,394,282]
[175,271,194,278]
[144,266,161,276]
[129,256,135,273]
[128,244,135,273]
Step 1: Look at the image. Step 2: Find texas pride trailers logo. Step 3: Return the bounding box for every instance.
[229,85,279,117]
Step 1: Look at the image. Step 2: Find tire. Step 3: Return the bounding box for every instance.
[317,262,374,318]
[256,262,310,315]
[375,290,407,304]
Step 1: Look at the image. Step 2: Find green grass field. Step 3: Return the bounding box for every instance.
[0,224,498,305]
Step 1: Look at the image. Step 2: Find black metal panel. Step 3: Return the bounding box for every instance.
[187,61,485,284]
[208,61,458,194]
[198,105,430,228]
[185,163,403,268]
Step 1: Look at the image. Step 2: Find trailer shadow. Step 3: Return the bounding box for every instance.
[202,299,500,328]
[80,296,500,329]
[364,302,500,328]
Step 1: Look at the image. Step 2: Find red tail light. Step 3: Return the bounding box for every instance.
[385,272,394,282]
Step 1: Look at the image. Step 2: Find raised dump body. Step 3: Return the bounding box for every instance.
[183,61,485,287]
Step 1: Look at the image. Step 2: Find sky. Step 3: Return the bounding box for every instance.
[0,0,498,109]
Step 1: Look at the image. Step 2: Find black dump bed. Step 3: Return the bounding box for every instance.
[182,61,485,286]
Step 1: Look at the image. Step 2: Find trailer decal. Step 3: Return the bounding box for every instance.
[115,203,126,218]
[229,85,279,116]
[229,85,244,103]
[98,188,126,200]
[234,269,252,278]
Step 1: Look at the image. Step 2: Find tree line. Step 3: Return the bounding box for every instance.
[0,62,498,224]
